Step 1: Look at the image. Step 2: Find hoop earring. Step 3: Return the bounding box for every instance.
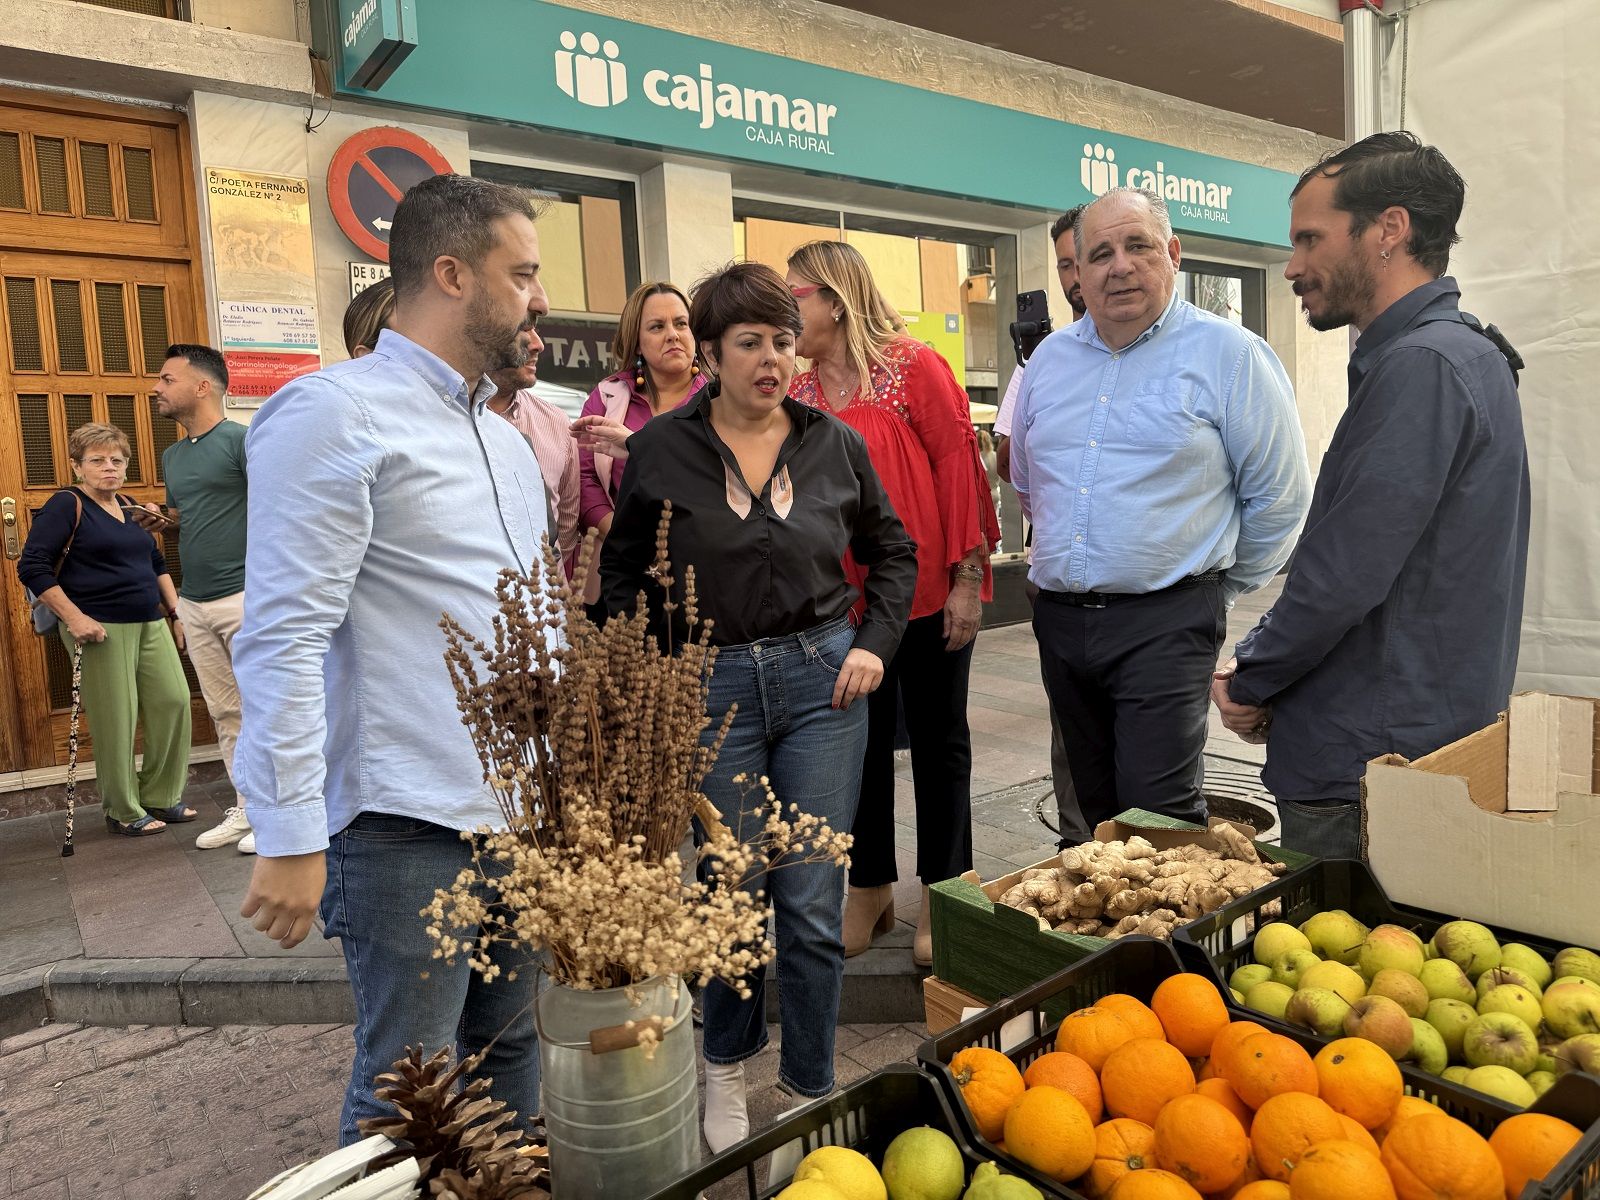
[634,354,647,390]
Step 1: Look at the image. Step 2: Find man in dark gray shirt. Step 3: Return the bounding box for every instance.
[1213,132,1529,858]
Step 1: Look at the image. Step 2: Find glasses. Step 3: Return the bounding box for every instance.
[789,283,821,299]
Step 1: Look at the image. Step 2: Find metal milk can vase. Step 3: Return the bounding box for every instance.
[537,974,697,1197]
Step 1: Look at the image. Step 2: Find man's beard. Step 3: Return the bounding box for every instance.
[465,290,529,375]
[1302,255,1376,332]
[1067,285,1085,319]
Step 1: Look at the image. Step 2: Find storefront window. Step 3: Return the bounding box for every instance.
[1177,260,1265,334]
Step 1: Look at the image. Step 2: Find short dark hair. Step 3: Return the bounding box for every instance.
[1292,131,1464,276]
[688,262,802,357]
[388,174,540,302]
[343,276,395,357]
[1050,207,1084,244]
[165,343,228,392]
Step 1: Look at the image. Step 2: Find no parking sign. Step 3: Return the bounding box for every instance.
[327,127,453,261]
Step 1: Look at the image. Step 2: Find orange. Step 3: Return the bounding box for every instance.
[1233,1183,1292,1200]
[1287,1138,1395,1200]
[1336,1113,1382,1159]
[1002,1083,1096,1183]
[1249,1092,1345,1182]
[1380,1112,1502,1200]
[1312,1038,1402,1129]
[1101,1037,1196,1125]
[1023,1051,1104,1123]
[1196,1077,1255,1131]
[1488,1113,1584,1200]
[1210,1020,1271,1082]
[1099,992,1167,1042]
[1151,974,1231,1058]
[948,1046,1025,1142]
[1223,1032,1319,1110]
[1109,1169,1204,1200]
[1372,1096,1445,1145]
[1215,1154,1268,1199]
[1085,1118,1156,1199]
[1057,1005,1139,1072]
[1152,1093,1251,1193]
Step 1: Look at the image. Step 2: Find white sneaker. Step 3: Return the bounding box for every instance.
[195,806,251,849]
[238,831,257,855]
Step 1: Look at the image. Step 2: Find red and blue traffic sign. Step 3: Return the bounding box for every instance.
[327,126,454,262]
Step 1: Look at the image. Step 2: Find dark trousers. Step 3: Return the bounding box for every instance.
[1025,580,1092,847]
[850,612,976,887]
[1277,796,1363,859]
[1032,578,1225,831]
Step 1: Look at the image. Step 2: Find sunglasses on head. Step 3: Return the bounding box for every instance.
[789,283,822,299]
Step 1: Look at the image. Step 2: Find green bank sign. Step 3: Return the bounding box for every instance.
[338,0,415,90]
[334,0,1296,247]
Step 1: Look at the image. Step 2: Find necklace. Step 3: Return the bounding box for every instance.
[822,362,859,402]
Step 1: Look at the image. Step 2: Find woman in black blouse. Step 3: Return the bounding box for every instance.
[603,262,915,1152]
[18,423,194,836]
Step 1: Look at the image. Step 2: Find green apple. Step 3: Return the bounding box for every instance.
[1300,959,1367,1005]
[1542,978,1600,1039]
[1478,984,1546,1033]
[1464,1065,1536,1108]
[1286,987,1351,1038]
[1245,981,1296,1020]
[1358,925,1427,980]
[1344,994,1416,1059]
[1231,963,1274,995]
[1554,1033,1600,1077]
[1442,1065,1471,1084]
[1432,920,1502,980]
[1527,1070,1558,1099]
[1270,949,1322,990]
[1501,944,1554,990]
[1553,947,1600,986]
[1462,1012,1540,1075]
[1476,966,1542,1002]
[1301,910,1368,966]
[1253,922,1314,967]
[1419,959,1477,1005]
[1370,969,1431,1019]
[1405,1018,1449,1074]
[1424,998,1478,1060]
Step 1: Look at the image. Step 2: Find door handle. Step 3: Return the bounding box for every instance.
[1,497,18,560]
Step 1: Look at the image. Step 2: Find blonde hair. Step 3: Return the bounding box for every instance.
[786,240,904,396]
[610,281,696,399]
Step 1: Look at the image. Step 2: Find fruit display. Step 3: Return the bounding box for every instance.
[937,971,1587,1200]
[1233,911,1600,1109]
[993,825,1286,941]
[773,1128,1046,1200]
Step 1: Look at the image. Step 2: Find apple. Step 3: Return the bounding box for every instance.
[1442,1065,1471,1085]
[1419,959,1477,1005]
[1554,1033,1600,1077]
[1464,1065,1536,1108]
[1231,963,1274,995]
[1527,1070,1558,1099]
[1231,989,1245,1004]
[1300,960,1367,1005]
[1501,943,1554,990]
[1344,995,1415,1059]
[1432,920,1502,980]
[1405,1018,1448,1074]
[1286,987,1351,1038]
[1270,949,1322,990]
[1424,998,1478,1060]
[1553,947,1600,987]
[1462,1012,1540,1075]
[1301,910,1368,966]
[1542,978,1600,1039]
[1476,966,1543,1001]
[1478,984,1545,1033]
[1370,969,1430,1019]
[1244,981,1296,1020]
[1253,922,1314,967]
[1358,925,1426,980]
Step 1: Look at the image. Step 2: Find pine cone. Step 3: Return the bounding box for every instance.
[430,1156,548,1200]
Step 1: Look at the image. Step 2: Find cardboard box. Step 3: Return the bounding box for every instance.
[928,809,1309,1006]
[1365,692,1600,949]
[922,975,987,1035]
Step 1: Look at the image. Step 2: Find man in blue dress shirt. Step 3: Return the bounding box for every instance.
[1011,187,1310,832]
[233,174,554,1142]
[1213,133,1529,858]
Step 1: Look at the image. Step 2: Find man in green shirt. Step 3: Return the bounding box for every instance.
[146,344,253,851]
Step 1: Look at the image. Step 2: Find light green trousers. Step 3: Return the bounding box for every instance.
[60,620,193,824]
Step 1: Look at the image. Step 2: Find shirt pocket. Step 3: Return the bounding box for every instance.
[1125,383,1202,449]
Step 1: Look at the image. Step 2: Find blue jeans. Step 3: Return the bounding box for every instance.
[698,615,868,1098]
[321,814,541,1144]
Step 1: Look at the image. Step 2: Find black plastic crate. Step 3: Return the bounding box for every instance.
[643,1064,1021,1200]
[1526,1073,1600,1199]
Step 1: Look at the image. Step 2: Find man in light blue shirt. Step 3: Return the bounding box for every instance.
[234,174,553,1143]
[1012,187,1309,830]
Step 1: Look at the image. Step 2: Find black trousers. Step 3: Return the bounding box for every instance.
[849,612,976,888]
[1032,578,1224,832]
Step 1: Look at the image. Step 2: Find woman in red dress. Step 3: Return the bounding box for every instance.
[786,240,1000,966]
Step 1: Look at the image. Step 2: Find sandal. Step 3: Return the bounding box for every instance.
[105,814,167,837]
[145,803,197,823]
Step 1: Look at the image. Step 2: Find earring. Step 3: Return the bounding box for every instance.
[634,354,646,389]
[1380,249,1391,265]
[833,311,843,323]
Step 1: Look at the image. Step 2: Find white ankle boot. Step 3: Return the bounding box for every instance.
[702,1059,749,1154]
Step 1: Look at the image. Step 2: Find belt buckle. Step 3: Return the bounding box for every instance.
[1082,597,1109,609]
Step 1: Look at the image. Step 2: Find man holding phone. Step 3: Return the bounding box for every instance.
[144,344,254,852]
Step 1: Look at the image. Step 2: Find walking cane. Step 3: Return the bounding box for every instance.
[61,643,82,857]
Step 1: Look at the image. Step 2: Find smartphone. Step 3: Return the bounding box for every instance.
[123,503,172,526]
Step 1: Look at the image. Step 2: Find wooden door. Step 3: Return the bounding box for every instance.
[0,89,210,772]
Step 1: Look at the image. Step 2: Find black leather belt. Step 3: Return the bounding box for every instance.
[1040,571,1222,610]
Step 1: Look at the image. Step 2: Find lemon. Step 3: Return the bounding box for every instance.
[789,1145,888,1200]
